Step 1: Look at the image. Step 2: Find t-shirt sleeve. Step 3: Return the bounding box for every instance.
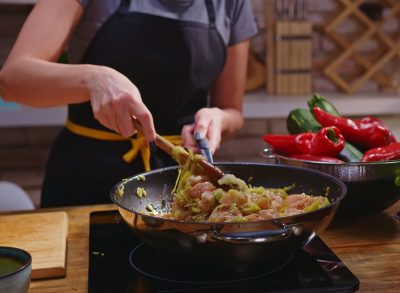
[78,0,90,7]
[228,0,258,46]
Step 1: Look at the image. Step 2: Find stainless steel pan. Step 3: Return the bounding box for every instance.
[111,163,346,268]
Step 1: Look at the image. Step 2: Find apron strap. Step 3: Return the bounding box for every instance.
[119,0,131,12]
[205,0,216,27]
[65,119,181,171]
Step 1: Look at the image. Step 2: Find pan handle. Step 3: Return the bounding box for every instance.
[211,223,303,244]
[260,147,280,164]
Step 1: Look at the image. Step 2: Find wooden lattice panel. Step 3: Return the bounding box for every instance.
[323,0,400,93]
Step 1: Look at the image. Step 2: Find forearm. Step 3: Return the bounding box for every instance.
[0,58,100,107]
[209,40,248,140]
[219,107,244,139]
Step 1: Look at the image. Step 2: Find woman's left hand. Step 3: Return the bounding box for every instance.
[181,107,224,154]
[181,39,250,155]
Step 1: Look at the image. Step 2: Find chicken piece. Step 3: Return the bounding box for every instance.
[259,209,279,220]
[187,175,209,186]
[208,205,243,222]
[283,207,304,216]
[220,189,247,206]
[244,213,264,221]
[189,181,216,198]
[284,194,314,210]
[198,191,217,213]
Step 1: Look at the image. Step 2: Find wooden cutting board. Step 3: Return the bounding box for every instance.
[0,211,68,279]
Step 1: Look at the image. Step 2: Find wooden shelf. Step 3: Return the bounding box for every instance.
[1,91,400,127]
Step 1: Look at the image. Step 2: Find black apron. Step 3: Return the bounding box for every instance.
[40,0,226,207]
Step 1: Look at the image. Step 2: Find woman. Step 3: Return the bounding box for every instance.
[0,0,257,207]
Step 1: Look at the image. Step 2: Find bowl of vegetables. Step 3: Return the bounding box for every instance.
[261,94,400,225]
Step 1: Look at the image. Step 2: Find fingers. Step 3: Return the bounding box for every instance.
[205,120,221,153]
[197,109,222,154]
[89,69,156,141]
[182,124,199,152]
[92,93,136,137]
[132,109,156,144]
[182,108,223,154]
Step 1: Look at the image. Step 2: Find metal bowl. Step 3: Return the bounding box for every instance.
[261,148,400,225]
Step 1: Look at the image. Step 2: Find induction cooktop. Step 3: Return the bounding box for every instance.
[88,210,359,293]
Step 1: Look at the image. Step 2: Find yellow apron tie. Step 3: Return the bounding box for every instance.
[65,119,181,172]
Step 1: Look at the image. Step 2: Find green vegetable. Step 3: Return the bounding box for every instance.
[303,197,330,212]
[190,205,201,214]
[287,108,321,134]
[336,142,363,162]
[213,189,224,202]
[303,200,321,212]
[117,184,124,197]
[135,187,147,198]
[146,203,157,213]
[241,203,261,215]
[307,93,340,116]
[227,216,248,223]
[249,186,265,194]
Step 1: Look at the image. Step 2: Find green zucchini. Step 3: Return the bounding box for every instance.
[287,108,321,134]
[336,142,363,162]
[307,93,340,116]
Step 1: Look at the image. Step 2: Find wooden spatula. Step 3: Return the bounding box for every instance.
[131,116,225,184]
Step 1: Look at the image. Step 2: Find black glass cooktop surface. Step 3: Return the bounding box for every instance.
[88,210,359,293]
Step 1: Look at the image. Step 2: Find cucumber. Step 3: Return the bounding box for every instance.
[287,108,321,134]
[307,93,340,116]
[336,142,363,162]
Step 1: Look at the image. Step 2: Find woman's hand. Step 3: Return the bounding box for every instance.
[181,107,224,154]
[181,39,250,155]
[86,66,156,142]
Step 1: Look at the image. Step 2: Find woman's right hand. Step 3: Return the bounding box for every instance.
[86,66,156,142]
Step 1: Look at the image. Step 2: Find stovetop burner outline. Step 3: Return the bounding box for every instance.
[129,242,293,285]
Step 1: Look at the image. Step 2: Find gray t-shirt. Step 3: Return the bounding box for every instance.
[68,0,258,63]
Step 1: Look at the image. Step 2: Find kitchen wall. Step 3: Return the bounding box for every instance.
[1,1,400,207]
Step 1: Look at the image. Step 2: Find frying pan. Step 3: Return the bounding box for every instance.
[261,148,400,225]
[111,163,346,268]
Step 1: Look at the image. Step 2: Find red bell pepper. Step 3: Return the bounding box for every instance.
[361,142,400,162]
[313,107,390,149]
[262,132,313,155]
[358,116,397,144]
[262,126,345,156]
[291,154,344,163]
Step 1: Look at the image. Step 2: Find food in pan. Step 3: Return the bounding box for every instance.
[167,173,330,222]
[145,146,330,222]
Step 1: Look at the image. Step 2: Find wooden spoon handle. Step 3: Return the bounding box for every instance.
[154,135,176,157]
[131,116,225,184]
[131,116,184,157]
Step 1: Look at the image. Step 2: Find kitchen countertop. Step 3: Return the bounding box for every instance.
[3,201,400,292]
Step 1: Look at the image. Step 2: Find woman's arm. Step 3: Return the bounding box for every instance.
[210,39,249,137]
[0,0,156,141]
[0,0,85,106]
[181,39,249,153]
